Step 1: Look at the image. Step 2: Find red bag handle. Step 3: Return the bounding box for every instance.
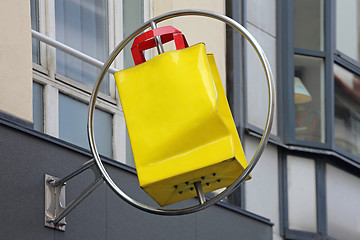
[131,26,189,65]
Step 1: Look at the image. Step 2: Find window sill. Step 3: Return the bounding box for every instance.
[245,126,360,170]
[55,73,117,106]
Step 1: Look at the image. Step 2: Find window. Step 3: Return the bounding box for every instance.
[334,0,360,159]
[122,0,144,167]
[336,0,360,63]
[31,0,40,64]
[294,55,325,143]
[334,64,360,158]
[280,1,360,239]
[31,0,146,164]
[33,82,43,132]
[291,0,326,145]
[55,0,109,94]
[281,0,360,163]
[123,0,144,69]
[278,151,360,240]
[293,0,324,51]
[59,93,112,158]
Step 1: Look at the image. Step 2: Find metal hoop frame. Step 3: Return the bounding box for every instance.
[87,9,275,216]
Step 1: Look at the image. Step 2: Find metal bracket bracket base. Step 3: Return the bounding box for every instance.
[44,159,103,231]
[45,174,66,231]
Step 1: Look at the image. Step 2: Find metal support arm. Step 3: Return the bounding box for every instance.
[45,158,103,231]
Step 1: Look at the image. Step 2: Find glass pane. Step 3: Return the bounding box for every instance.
[123,0,143,166]
[30,0,40,64]
[55,0,109,94]
[33,82,43,132]
[287,155,317,232]
[334,64,360,158]
[336,0,360,62]
[294,55,325,143]
[123,0,144,68]
[294,0,324,51]
[59,94,112,158]
[125,128,135,168]
[326,164,360,240]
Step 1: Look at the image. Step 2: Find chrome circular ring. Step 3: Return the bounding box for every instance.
[87,9,275,215]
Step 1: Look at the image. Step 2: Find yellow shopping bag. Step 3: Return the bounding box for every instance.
[114,26,249,206]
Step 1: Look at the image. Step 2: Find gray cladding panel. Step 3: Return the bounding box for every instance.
[0,124,272,240]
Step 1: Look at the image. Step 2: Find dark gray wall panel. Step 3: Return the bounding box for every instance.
[0,123,272,240]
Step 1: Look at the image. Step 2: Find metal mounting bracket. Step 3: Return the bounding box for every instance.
[45,174,66,231]
[44,159,103,231]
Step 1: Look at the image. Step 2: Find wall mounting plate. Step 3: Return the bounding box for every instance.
[44,174,66,231]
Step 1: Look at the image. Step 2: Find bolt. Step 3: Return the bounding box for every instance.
[58,222,67,227]
[46,218,54,223]
[47,179,54,184]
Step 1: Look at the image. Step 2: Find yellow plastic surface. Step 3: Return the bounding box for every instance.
[114,43,248,206]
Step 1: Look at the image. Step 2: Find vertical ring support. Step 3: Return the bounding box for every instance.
[87,9,275,216]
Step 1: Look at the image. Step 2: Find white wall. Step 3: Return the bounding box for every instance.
[0,0,33,122]
[244,136,281,240]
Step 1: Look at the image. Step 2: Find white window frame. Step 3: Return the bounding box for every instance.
[32,0,151,164]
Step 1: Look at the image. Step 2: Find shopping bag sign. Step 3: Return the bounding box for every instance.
[114,26,249,207]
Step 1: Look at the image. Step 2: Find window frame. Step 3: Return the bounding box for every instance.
[279,150,329,240]
[31,0,149,163]
[279,0,360,165]
[278,0,360,239]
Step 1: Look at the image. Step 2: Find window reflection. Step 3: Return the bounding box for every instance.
[334,64,360,158]
[294,55,325,143]
[55,0,109,94]
[59,94,113,158]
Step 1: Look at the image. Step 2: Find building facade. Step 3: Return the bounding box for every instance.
[0,0,359,239]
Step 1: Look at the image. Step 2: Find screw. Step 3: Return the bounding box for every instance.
[47,179,54,184]
[58,222,67,227]
[46,218,54,223]
[217,179,221,183]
